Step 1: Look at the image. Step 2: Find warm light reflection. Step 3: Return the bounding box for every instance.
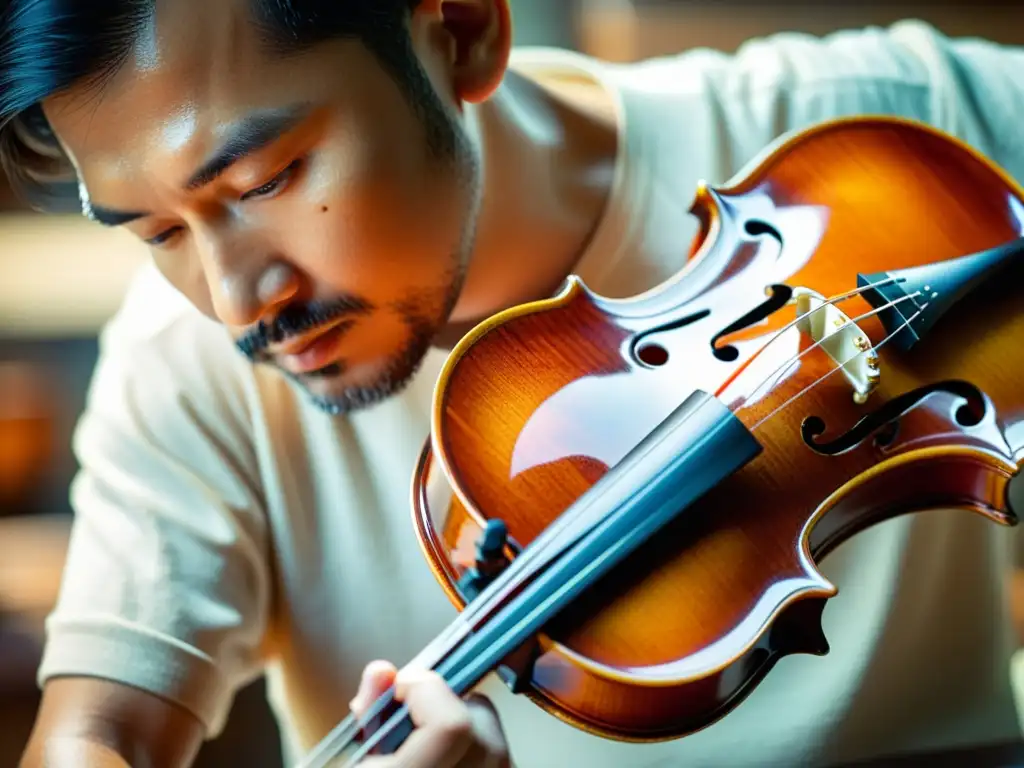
[510,198,831,479]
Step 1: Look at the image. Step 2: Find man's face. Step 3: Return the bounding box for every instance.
[42,1,491,413]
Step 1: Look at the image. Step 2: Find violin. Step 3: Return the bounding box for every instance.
[298,115,1024,766]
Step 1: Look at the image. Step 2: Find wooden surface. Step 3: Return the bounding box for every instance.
[0,214,145,339]
[0,514,68,627]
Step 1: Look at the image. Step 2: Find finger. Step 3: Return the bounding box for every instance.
[362,668,474,768]
[399,668,476,767]
[351,659,398,716]
[358,700,510,768]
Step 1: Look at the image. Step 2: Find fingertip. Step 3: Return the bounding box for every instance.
[364,659,399,682]
[352,660,398,714]
[392,666,437,698]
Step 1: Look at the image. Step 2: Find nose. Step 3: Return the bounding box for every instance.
[193,225,301,328]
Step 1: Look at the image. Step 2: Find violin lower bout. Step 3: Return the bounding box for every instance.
[412,439,846,743]
[519,589,835,741]
[413,438,1017,742]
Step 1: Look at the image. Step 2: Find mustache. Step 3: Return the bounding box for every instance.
[235,296,373,360]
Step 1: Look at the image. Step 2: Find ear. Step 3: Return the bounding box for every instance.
[415,0,512,104]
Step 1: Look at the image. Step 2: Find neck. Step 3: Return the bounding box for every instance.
[436,66,619,348]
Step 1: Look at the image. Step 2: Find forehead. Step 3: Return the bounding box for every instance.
[42,0,343,193]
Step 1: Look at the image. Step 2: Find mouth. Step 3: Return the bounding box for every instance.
[272,318,356,375]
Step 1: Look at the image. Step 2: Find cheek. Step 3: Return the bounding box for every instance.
[288,145,472,296]
[146,108,474,321]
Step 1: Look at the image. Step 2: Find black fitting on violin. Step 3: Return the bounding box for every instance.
[495,640,541,695]
[457,518,511,602]
[456,519,541,694]
[857,235,1024,351]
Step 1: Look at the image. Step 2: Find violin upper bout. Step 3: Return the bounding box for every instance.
[429,272,636,542]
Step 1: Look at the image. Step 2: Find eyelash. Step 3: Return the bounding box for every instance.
[145,157,305,247]
[240,157,303,201]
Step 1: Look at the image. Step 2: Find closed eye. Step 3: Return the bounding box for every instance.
[144,157,305,247]
[145,227,183,247]
[240,157,304,201]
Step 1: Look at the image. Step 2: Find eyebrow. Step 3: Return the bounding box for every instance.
[88,101,313,227]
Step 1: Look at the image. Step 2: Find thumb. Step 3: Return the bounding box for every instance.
[350,660,398,717]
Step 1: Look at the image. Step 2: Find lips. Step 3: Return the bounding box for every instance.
[273,318,355,374]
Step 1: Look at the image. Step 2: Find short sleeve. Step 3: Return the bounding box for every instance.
[36,272,271,739]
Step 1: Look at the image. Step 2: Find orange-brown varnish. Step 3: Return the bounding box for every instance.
[412,116,1024,742]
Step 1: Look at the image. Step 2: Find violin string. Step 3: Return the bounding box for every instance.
[300,415,654,767]
[750,302,928,433]
[299,493,639,767]
[727,276,903,371]
[425,277,919,663]
[342,708,411,766]
[296,617,477,767]
[726,290,922,404]
[338,486,642,765]
[299,278,919,768]
[297,449,630,766]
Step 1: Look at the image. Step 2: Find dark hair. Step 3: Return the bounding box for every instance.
[0,0,439,213]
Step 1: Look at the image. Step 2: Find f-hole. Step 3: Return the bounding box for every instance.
[802,380,988,456]
[631,309,710,368]
[744,219,780,240]
[631,218,785,368]
[708,218,788,362]
[711,284,793,362]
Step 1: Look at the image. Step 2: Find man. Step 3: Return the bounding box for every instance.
[7,1,1024,766]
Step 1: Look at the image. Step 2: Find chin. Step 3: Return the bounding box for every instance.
[288,344,432,416]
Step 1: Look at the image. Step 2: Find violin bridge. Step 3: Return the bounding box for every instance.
[794,288,880,405]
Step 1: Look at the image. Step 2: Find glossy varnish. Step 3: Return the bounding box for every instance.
[411,117,1024,741]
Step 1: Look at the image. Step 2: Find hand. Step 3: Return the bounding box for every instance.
[350,660,511,768]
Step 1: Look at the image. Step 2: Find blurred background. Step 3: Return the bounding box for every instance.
[1,2,1023,766]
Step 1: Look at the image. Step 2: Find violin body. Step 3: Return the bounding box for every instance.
[410,117,1024,742]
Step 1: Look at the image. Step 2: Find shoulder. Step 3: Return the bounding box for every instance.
[628,20,1022,158]
[591,20,999,102]
[510,23,1024,301]
[525,22,1023,189]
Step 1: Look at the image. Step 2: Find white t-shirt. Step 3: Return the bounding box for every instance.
[38,20,1024,768]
